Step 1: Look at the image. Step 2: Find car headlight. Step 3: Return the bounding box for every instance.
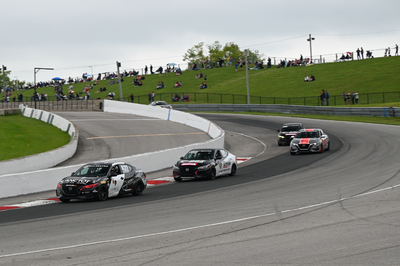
[279,135,285,138]
[197,164,211,170]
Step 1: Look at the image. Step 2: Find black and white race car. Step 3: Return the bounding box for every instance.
[290,129,330,155]
[56,162,147,202]
[277,123,304,146]
[172,148,237,181]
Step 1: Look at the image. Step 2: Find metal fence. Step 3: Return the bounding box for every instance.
[0,99,103,111]
[124,91,400,106]
[1,91,399,111]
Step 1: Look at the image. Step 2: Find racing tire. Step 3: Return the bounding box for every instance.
[174,177,182,182]
[229,164,237,176]
[290,151,297,155]
[98,186,109,201]
[60,198,70,203]
[278,142,282,146]
[133,182,145,196]
[209,168,217,180]
[325,142,330,151]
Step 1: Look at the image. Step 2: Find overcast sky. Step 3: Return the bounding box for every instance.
[2,0,400,83]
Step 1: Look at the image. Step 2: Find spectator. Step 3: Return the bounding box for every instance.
[304,75,310,82]
[326,90,330,106]
[320,90,326,106]
[199,82,207,89]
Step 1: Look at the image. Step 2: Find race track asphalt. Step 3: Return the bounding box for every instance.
[1,113,400,266]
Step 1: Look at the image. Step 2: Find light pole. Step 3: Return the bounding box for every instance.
[116,61,123,101]
[34,67,54,109]
[307,34,315,63]
[245,50,250,105]
[2,65,6,100]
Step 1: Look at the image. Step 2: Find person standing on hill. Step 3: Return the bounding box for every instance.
[356,48,361,59]
[145,65,148,75]
[320,90,326,106]
[326,90,330,106]
[342,91,347,105]
[361,47,364,59]
[395,44,399,56]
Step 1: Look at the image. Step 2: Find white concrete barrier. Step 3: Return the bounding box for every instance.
[0,106,78,176]
[0,101,224,198]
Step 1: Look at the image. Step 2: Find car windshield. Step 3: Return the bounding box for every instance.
[296,132,320,138]
[183,150,214,160]
[156,101,168,105]
[281,125,302,132]
[72,165,110,177]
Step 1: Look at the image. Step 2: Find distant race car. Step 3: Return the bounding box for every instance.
[277,123,304,146]
[56,162,147,202]
[149,101,172,109]
[173,148,237,181]
[290,128,330,155]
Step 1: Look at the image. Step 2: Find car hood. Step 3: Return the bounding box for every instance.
[177,160,212,166]
[280,131,299,135]
[60,176,105,185]
[292,138,320,144]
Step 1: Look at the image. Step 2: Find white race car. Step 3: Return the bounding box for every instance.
[172,148,237,181]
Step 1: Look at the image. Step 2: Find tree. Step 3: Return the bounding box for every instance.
[245,49,266,64]
[222,42,244,65]
[207,41,224,64]
[183,42,205,65]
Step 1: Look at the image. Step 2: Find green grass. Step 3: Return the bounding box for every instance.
[0,114,70,161]
[28,56,400,105]
[5,56,400,161]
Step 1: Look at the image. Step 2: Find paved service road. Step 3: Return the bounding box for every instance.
[1,113,400,266]
[53,111,212,166]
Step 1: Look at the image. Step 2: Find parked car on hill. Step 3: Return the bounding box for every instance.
[149,101,172,109]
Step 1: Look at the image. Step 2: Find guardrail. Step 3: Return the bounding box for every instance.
[171,104,399,117]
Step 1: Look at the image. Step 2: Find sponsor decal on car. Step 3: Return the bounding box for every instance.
[300,138,311,144]
[181,163,198,166]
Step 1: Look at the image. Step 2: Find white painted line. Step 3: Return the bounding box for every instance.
[1,183,400,259]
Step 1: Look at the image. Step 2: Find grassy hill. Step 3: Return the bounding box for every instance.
[30,56,400,106]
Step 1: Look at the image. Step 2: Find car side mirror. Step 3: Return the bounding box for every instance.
[71,172,75,176]
[216,155,222,160]
[277,129,280,132]
[321,134,327,139]
[180,156,184,160]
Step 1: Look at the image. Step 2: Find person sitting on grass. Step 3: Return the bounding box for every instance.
[199,82,207,89]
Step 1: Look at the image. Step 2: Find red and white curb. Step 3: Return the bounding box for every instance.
[0,157,250,212]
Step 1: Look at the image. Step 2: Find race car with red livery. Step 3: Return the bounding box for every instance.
[172,148,237,181]
[290,129,330,155]
[56,162,146,202]
[277,123,304,146]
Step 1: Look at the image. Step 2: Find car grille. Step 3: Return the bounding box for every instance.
[179,166,196,177]
[62,184,81,196]
[299,144,310,150]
